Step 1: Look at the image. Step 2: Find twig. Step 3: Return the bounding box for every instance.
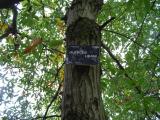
[99,17,115,30]
[42,62,64,119]
[155,112,160,119]
[27,0,32,11]
[17,33,65,54]
[42,60,64,120]
[11,5,18,35]
[54,62,65,80]
[101,43,124,70]
[40,0,45,18]
[105,30,130,39]
[104,29,160,59]
[106,29,147,49]
[0,5,18,40]
[32,115,61,120]
[0,32,10,41]
[134,0,156,42]
[48,62,65,88]
[43,83,62,120]
[42,43,64,54]
[101,41,142,94]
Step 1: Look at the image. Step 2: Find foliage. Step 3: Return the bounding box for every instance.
[0,0,159,120]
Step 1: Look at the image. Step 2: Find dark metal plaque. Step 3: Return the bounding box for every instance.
[66,45,100,65]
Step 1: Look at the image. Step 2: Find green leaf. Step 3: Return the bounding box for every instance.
[49,40,63,47]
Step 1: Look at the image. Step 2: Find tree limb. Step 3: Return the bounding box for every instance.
[0,0,23,9]
[43,83,62,120]
[135,0,156,41]
[104,29,160,59]
[42,43,65,54]
[99,17,115,30]
[32,115,61,120]
[11,5,18,35]
[0,32,10,41]
[0,5,18,40]
[101,41,142,94]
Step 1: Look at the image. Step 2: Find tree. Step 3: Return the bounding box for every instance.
[62,0,106,120]
[0,0,159,120]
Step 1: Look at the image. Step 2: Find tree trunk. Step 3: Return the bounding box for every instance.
[62,0,106,120]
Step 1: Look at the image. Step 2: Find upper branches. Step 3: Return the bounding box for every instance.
[0,0,23,40]
[0,0,23,9]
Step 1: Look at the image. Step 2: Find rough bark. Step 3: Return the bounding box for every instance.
[62,0,106,120]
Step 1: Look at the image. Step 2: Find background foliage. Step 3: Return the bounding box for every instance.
[0,0,159,120]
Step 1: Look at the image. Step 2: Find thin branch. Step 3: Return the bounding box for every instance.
[99,17,115,30]
[42,62,64,119]
[40,0,45,18]
[27,0,32,12]
[17,31,32,39]
[0,32,10,41]
[0,5,18,41]
[42,43,65,54]
[101,42,124,70]
[134,0,156,42]
[105,30,130,39]
[54,62,65,80]
[102,1,158,60]
[11,5,18,34]
[17,33,65,55]
[32,115,61,120]
[106,29,147,49]
[155,112,160,119]
[101,41,142,94]
[43,83,62,120]
[104,29,160,59]
[144,107,152,120]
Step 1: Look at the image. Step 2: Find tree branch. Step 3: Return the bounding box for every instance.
[0,0,22,9]
[40,0,45,18]
[0,32,10,41]
[32,115,61,120]
[101,41,142,94]
[132,0,156,42]
[104,29,160,59]
[0,5,18,40]
[43,83,62,120]
[99,17,115,30]
[155,112,160,119]
[41,62,64,120]
[101,43,124,70]
[42,43,65,54]
[11,5,18,35]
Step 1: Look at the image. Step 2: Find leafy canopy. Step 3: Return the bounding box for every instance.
[0,0,159,120]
